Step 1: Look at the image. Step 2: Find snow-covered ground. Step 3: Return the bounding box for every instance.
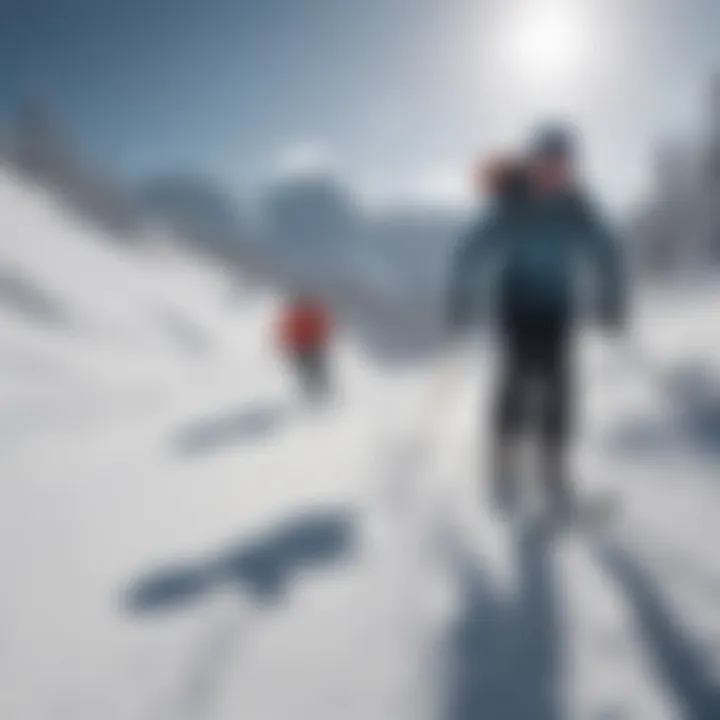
[1,169,720,719]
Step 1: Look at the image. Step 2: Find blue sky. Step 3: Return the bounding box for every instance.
[1,0,719,209]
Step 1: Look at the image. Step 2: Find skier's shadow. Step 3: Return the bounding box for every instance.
[666,363,720,454]
[444,523,562,720]
[609,361,720,459]
[593,539,720,719]
[172,400,289,456]
[123,508,356,613]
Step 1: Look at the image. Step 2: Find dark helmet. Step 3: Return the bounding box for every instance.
[531,123,577,161]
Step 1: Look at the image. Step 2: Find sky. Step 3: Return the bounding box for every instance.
[1,0,719,211]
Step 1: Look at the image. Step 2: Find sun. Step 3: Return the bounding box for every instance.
[502,2,591,90]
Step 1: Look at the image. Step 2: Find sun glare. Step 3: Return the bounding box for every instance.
[503,2,590,89]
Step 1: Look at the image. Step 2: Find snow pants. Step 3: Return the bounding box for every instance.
[494,309,572,449]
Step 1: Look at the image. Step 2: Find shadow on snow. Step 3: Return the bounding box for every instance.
[609,361,720,459]
[594,539,720,720]
[171,401,289,456]
[123,507,356,613]
[443,522,562,720]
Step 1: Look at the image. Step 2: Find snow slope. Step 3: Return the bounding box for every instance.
[1,168,720,719]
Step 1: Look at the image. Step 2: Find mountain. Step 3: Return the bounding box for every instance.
[261,175,360,279]
[139,175,253,267]
[138,171,466,357]
[3,100,140,237]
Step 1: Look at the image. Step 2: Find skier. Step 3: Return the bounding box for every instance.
[447,126,626,518]
[278,294,333,402]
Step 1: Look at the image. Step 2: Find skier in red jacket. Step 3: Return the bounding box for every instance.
[278,296,333,400]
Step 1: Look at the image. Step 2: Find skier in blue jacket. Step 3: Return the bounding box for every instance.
[448,126,625,515]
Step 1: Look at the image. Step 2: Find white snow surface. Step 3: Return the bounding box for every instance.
[1,170,720,719]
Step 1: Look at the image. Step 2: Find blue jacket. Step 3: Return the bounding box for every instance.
[448,191,625,325]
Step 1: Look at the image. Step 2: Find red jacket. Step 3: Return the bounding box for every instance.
[278,302,332,353]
